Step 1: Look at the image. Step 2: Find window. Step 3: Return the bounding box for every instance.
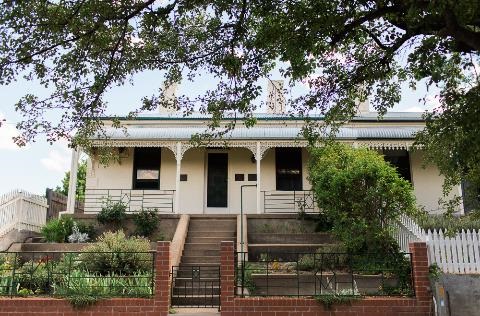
[235,174,245,181]
[462,180,480,214]
[133,148,161,189]
[248,173,257,181]
[383,150,411,182]
[275,148,302,191]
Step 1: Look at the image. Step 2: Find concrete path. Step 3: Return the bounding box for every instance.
[170,308,220,315]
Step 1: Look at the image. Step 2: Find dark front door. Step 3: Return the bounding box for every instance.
[207,153,228,207]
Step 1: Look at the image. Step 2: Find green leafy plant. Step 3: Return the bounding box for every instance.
[133,208,159,237]
[17,288,33,297]
[55,270,153,308]
[41,216,75,243]
[429,263,442,281]
[418,213,480,233]
[315,289,361,310]
[96,199,127,229]
[16,261,51,294]
[236,262,261,294]
[65,295,98,309]
[309,143,418,257]
[76,222,97,240]
[78,231,152,274]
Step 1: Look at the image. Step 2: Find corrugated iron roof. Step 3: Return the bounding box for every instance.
[101,111,425,122]
[94,126,422,140]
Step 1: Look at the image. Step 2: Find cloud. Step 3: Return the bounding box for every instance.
[41,146,70,173]
[0,112,25,151]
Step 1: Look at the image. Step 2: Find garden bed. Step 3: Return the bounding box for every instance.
[244,272,401,296]
[72,213,179,241]
[248,233,333,244]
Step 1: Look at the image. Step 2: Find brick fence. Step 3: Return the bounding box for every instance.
[221,241,432,316]
[0,242,171,316]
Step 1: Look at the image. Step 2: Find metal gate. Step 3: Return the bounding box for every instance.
[171,265,221,308]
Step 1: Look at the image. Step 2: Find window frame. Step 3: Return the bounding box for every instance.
[132,147,161,190]
[275,147,303,191]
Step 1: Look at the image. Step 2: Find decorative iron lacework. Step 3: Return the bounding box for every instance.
[90,139,415,160]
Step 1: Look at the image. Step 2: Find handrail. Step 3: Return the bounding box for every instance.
[240,185,256,254]
[261,190,317,213]
[84,188,176,213]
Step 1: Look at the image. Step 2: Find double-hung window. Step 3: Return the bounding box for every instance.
[275,148,303,191]
[133,148,161,189]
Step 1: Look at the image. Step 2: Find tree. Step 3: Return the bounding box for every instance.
[1,1,479,202]
[55,160,87,201]
[308,143,417,255]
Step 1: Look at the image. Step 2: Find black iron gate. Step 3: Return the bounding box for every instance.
[171,265,221,308]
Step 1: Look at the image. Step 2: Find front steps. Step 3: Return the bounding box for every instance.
[171,216,236,307]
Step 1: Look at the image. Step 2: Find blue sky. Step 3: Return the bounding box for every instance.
[0,68,440,196]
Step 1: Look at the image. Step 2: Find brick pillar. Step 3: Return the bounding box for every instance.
[409,241,432,310]
[220,241,235,314]
[154,241,171,316]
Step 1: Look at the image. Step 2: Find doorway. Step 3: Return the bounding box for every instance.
[206,153,228,209]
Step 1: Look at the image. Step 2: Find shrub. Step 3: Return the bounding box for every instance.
[96,199,127,228]
[76,222,97,240]
[68,223,90,243]
[418,212,480,232]
[133,208,159,237]
[297,244,347,271]
[41,217,94,243]
[41,216,75,243]
[17,261,50,294]
[309,143,418,257]
[78,231,151,274]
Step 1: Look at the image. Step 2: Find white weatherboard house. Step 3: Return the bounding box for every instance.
[66,117,463,216]
[65,86,462,216]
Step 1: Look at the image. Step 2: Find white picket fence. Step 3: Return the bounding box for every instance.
[394,215,480,274]
[0,189,48,238]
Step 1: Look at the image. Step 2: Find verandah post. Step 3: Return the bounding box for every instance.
[65,148,80,215]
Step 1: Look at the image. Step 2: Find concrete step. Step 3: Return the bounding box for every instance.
[173,277,219,287]
[6,243,22,252]
[176,271,220,279]
[172,286,220,295]
[187,231,235,238]
[183,243,221,252]
[171,295,219,307]
[188,220,236,231]
[185,236,236,244]
[171,308,220,316]
[175,265,220,273]
[181,256,220,264]
[182,249,220,257]
[29,237,45,243]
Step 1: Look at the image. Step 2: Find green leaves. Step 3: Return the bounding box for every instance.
[308,143,417,255]
[0,1,479,204]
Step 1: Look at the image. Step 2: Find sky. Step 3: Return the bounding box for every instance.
[0,67,441,196]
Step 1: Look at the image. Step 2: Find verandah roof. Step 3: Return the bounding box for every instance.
[94,126,422,141]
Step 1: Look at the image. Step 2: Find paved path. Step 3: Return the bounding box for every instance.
[171,308,220,315]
